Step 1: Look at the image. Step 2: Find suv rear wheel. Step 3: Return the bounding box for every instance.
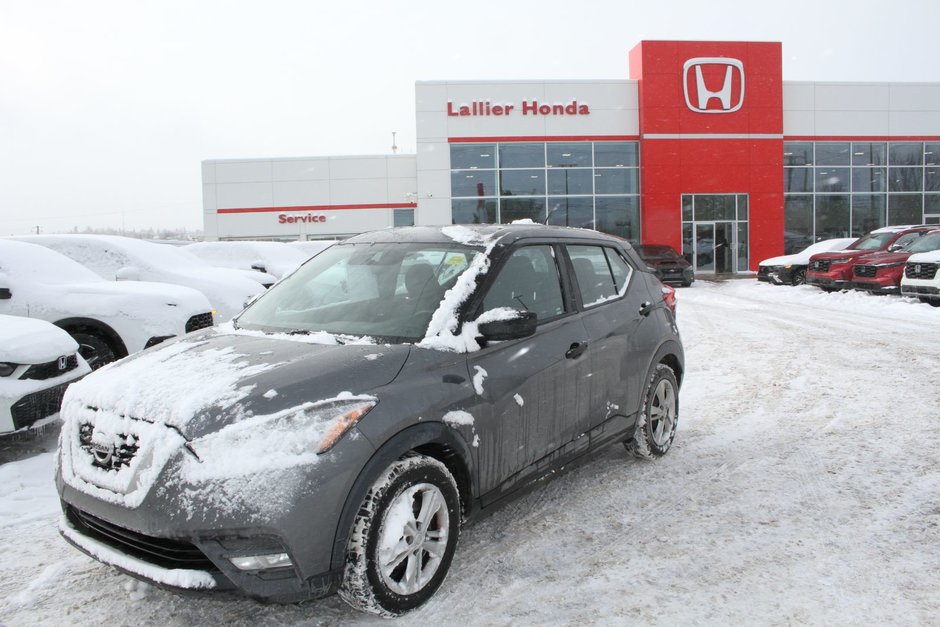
[626,363,679,458]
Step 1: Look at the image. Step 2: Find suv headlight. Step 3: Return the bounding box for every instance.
[874,261,906,269]
[0,362,17,377]
[829,257,851,264]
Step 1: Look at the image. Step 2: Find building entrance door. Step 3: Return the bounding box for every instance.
[682,194,749,274]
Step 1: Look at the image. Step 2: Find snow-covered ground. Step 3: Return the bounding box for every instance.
[1,280,938,625]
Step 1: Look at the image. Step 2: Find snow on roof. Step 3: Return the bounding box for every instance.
[0,240,102,284]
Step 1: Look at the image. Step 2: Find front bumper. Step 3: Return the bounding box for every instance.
[901,283,940,300]
[852,280,900,294]
[60,505,342,602]
[805,274,849,290]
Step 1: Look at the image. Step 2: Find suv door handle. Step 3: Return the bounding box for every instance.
[565,342,588,359]
[639,301,653,317]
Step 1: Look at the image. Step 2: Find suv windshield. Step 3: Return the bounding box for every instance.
[236,242,479,341]
[850,232,895,251]
[904,232,940,253]
[637,245,681,260]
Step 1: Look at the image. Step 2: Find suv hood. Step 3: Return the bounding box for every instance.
[61,328,410,440]
[810,249,868,261]
[853,251,911,265]
[907,250,940,263]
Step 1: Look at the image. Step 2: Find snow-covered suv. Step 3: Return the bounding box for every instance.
[900,230,940,306]
[0,240,215,369]
[806,225,935,291]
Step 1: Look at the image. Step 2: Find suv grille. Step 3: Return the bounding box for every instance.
[811,259,831,272]
[10,381,71,430]
[905,262,939,280]
[854,265,878,278]
[20,354,79,380]
[66,506,217,571]
[185,312,214,333]
[78,423,139,471]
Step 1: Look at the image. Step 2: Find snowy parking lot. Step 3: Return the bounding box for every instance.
[1,279,938,625]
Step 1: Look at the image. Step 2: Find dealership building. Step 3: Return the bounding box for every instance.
[202,40,940,273]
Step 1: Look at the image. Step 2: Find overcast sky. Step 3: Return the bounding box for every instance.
[1,0,937,235]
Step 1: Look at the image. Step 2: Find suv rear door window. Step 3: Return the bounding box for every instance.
[568,245,620,306]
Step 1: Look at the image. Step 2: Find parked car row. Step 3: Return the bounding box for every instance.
[0,235,333,435]
[758,225,940,306]
[635,245,695,287]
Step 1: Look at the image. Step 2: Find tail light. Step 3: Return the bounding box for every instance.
[661,284,677,314]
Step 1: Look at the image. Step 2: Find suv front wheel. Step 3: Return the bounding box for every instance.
[339,454,461,616]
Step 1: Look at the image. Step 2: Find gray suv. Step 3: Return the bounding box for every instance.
[56,225,684,616]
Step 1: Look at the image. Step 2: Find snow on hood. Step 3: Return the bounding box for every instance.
[906,249,940,263]
[0,315,78,363]
[759,238,858,267]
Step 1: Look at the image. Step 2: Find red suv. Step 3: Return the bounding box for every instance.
[806,225,936,292]
[852,229,940,294]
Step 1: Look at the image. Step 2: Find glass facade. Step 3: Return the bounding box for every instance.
[783,141,940,253]
[681,194,749,273]
[449,142,641,243]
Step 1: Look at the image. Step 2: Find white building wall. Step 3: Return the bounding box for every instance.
[783,82,940,136]
[202,155,416,240]
[414,80,639,226]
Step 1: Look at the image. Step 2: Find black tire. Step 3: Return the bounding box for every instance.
[339,454,460,616]
[681,280,692,288]
[71,331,117,370]
[791,269,806,286]
[625,363,679,459]
[920,297,940,307]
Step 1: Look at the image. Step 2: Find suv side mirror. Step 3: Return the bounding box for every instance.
[0,287,10,300]
[887,244,903,252]
[478,310,537,341]
[115,266,141,281]
[250,262,268,274]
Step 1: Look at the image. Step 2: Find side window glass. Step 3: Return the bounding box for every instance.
[482,245,565,322]
[568,245,618,306]
[894,233,920,249]
[605,248,634,294]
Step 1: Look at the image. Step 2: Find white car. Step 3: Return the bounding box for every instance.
[0,240,215,368]
[900,231,940,306]
[184,241,311,279]
[0,314,91,435]
[14,235,265,321]
[757,237,858,286]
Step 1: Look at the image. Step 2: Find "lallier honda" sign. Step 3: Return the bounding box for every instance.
[447,99,590,117]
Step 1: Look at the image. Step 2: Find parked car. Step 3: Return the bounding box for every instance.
[56,224,683,616]
[1,315,91,435]
[851,230,940,295]
[805,225,936,292]
[901,240,940,306]
[635,245,695,287]
[0,240,215,368]
[184,241,310,280]
[289,239,338,260]
[757,237,857,286]
[14,235,265,321]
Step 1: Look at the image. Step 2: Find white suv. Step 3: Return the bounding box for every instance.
[0,240,215,368]
[900,230,940,306]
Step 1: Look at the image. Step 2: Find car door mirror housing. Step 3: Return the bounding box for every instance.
[0,287,11,300]
[477,311,538,341]
[115,266,141,281]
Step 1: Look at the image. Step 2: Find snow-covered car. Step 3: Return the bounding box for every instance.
[56,224,684,616]
[1,314,91,435]
[0,240,215,368]
[757,237,858,286]
[14,235,265,321]
[288,239,338,260]
[899,232,940,306]
[184,241,311,279]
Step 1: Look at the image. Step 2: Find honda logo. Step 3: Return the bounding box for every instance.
[57,355,68,370]
[683,57,745,113]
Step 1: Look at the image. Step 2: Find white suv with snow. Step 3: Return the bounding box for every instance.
[0,240,215,368]
[900,237,940,306]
